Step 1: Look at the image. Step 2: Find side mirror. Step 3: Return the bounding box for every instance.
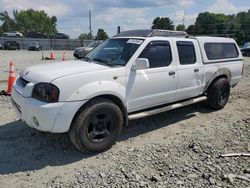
[131,58,149,71]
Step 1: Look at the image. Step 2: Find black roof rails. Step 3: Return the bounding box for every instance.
[114,29,188,38]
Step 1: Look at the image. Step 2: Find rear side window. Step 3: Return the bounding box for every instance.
[139,41,172,68]
[177,41,196,65]
[204,43,239,60]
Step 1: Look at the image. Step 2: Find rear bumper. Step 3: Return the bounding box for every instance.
[11,87,87,133]
[231,76,242,87]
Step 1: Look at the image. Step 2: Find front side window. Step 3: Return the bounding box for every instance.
[177,41,196,65]
[85,38,143,66]
[139,41,172,68]
[204,43,239,60]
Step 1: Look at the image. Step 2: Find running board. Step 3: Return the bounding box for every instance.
[128,96,207,120]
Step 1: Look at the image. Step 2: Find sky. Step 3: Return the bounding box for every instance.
[0,0,250,38]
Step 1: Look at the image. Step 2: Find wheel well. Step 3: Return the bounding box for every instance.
[96,95,128,125]
[205,75,228,94]
[71,95,128,129]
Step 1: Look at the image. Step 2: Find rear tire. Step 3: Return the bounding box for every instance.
[69,99,123,153]
[207,78,230,110]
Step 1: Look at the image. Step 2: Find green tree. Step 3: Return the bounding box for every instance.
[0,9,57,36]
[186,24,198,35]
[234,10,250,44]
[13,9,57,36]
[0,11,16,33]
[151,17,174,30]
[185,10,250,45]
[193,12,229,35]
[95,29,108,40]
[176,24,185,31]
[195,12,217,34]
[78,33,92,40]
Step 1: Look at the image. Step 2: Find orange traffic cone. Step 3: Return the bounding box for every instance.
[62,51,66,61]
[50,50,55,60]
[7,61,16,95]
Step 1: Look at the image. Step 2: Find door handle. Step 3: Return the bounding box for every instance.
[169,71,175,76]
[194,68,199,72]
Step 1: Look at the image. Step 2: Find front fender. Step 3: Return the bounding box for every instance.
[66,81,126,104]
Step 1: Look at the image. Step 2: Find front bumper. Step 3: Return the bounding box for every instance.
[11,83,87,133]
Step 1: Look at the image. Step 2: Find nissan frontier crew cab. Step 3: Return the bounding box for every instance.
[11,29,244,153]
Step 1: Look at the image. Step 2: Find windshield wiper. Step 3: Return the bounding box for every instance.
[93,58,114,67]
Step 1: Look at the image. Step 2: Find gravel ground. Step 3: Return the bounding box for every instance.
[0,54,249,188]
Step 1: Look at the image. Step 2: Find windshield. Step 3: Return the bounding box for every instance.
[88,41,101,48]
[85,38,144,66]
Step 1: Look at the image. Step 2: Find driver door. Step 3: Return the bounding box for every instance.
[126,40,178,112]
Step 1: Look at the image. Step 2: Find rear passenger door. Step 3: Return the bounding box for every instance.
[127,40,178,111]
[175,40,204,100]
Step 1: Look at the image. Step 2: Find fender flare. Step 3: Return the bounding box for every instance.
[66,81,128,127]
[203,68,232,93]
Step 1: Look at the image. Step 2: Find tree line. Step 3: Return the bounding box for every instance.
[1,9,250,44]
[152,10,250,45]
[0,9,109,40]
[0,9,57,36]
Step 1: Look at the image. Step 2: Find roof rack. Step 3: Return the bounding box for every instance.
[114,29,188,38]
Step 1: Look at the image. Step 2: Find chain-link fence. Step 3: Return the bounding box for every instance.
[0,37,92,50]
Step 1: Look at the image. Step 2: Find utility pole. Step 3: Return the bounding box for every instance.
[89,10,92,39]
[183,12,185,27]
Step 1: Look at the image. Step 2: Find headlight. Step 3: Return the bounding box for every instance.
[32,83,59,103]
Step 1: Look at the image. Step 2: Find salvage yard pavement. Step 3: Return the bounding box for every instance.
[0,50,74,81]
[0,54,249,187]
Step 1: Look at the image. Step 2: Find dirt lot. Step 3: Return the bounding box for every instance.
[0,51,249,188]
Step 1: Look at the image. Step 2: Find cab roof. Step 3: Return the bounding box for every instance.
[114,29,188,38]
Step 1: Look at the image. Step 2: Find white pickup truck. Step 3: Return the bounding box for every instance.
[11,30,244,152]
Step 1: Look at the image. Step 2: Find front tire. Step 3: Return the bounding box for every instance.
[207,78,230,110]
[69,99,123,153]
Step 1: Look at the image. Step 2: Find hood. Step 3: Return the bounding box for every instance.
[75,47,85,50]
[20,60,109,83]
[75,47,92,51]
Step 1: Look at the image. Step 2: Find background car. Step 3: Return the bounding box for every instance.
[74,40,103,59]
[26,32,48,38]
[4,41,20,50]
[241,48,250,57]
[51,32,69,39]
[28,42,42,51]
[0,44,3,50]
[3,31,23,37]
[241,42,250,57]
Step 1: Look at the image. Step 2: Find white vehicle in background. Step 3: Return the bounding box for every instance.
[11,29,244,153]
[3,31,23,37]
